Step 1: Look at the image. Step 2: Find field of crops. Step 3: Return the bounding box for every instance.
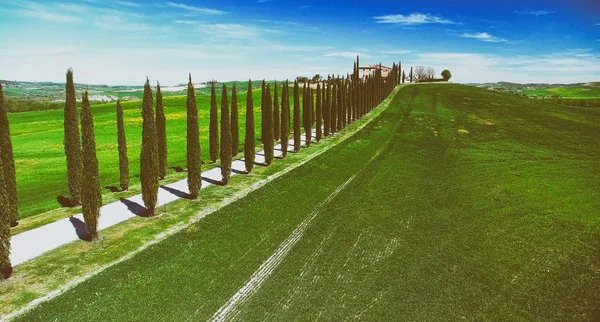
[15,84,600,321]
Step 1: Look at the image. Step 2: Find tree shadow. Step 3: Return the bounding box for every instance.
[254,161,267,167]
[57,195,77,208]
[232,168,247,175]
[103,186,120,193]
[68,216,92,242]
[160,185,194,200]
[170,166,184,173]
[202,176,226,186]
[119,198,151,217]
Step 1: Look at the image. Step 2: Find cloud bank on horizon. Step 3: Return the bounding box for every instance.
[0,0,599,85]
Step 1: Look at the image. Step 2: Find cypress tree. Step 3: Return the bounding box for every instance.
[324,79,330,136]
[220,84,232,184]
[156,83,167,180]
[63,69,82,205]
[280,80,290,158]
[315,83,322,142]
[231,82,239,157]
[302,83,310,147]
[209,82,219,163]
[244,80,255,173]
[140,78,159,216]
[338,78,344,130]
[273,81,280,141]
[330,82,337,135]
[409,67,413,83]
[402,71,406,84]
[116,100,129,191]
[0,150,11,279]
[0,82,18,227]
[293,80,301,152]
[80,91,101,241]
[264,84,274,165]
[186,75,201,199]
[261,80,266,144]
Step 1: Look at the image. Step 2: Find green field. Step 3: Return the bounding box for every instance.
[522,85,600,98]
[14,84,600,321]
[9,82,286,219]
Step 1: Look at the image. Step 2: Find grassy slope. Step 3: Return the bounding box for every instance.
[14,84,600,321]
[9,83,290,219]
[522,85,600,98]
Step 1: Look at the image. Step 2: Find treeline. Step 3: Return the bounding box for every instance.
[0,57,405,280]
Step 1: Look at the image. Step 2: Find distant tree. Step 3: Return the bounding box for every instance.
[315,83,322,142]
[209,82,219,163]
[186,75,201,198]
[140,78,159,216]
[441,69,452,81]
[330,82,337,135]
[414,66,426,81]
[231,82,239,157]
[280,80,290,158]
[264,84,275,165]
[244,80,255,173]
[273,81,280,141]
[324,79,330,136]
[409,67,413,83]
[0,82,18,227]
[220,84,232,184]
[156,83,167,180]
[80,91,101,241]
[63,69,82,205]
[302,83,311,147]
[311,74,322,83]
[0,146,11,279]
[296,76,309,83]
[116,100,129,191]
[402,71,406,84]
[293,80,301,152]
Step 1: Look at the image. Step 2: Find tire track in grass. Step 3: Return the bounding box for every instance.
[209,174,358,322]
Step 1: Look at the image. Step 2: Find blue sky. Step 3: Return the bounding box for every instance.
[0,0,599,85]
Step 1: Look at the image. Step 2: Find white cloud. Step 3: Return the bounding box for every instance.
[166,2,225,15]
[373,13,455,25]
[324,52,370,59]
[15,9,82,22]
[515,10,553,16]
[175,20,199,25]
[115,1,139,7]
[461,32,507,43]
[199,24,262,38]
[378,50,411,55]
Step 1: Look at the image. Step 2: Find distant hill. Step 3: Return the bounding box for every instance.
[464,81,600,99]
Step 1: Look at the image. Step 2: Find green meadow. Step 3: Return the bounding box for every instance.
[8,81,288,219]
[14,84,600,321]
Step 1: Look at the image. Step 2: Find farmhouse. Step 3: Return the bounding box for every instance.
[358,64,393,78]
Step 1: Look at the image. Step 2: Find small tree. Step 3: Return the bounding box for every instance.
[231,82,239,157]
[264,84,275,165]
[186,75,201,198]
[209,82,219,163]
[273,81,280,141]
[293,80,301,152]
[426,67,436,80]
[414,66,426,81]
[244,80,255,173]
[0,82,18,226]
[80,91,102,241]
[140,78,159,216]
[220,84,232,184]
[63,69,82,205]
[156,83,167,179]
[409,67,413,83]
[302,83,310,147]
[116,100,129,191]
[280,80,290,158]
[324,80,330,136]
[315,83,322,142]
[441,69,452,81]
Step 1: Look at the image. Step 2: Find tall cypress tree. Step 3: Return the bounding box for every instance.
[293,80,301,152]
[186,75,201,199]
[63,69,82,205]
[0,82,18,226]
[338,78,344,130]
[315,83,322,142]
[409,67,413,83]
[156,83,167,180]
[330,82,337,135]
[209,82,219,163]
[140,78,159,216]
[273,81,280,141]
[302,83,310,147]
[116,100,129,191]
[0,149,11,279]
[280,80,290,158]
[244,80,255,173]
[324,79,330,136]
[220,84,232,184]
[261,80,266,144]
[231,82,239,157]
[264,84,275,165]
[80,91,101,240]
